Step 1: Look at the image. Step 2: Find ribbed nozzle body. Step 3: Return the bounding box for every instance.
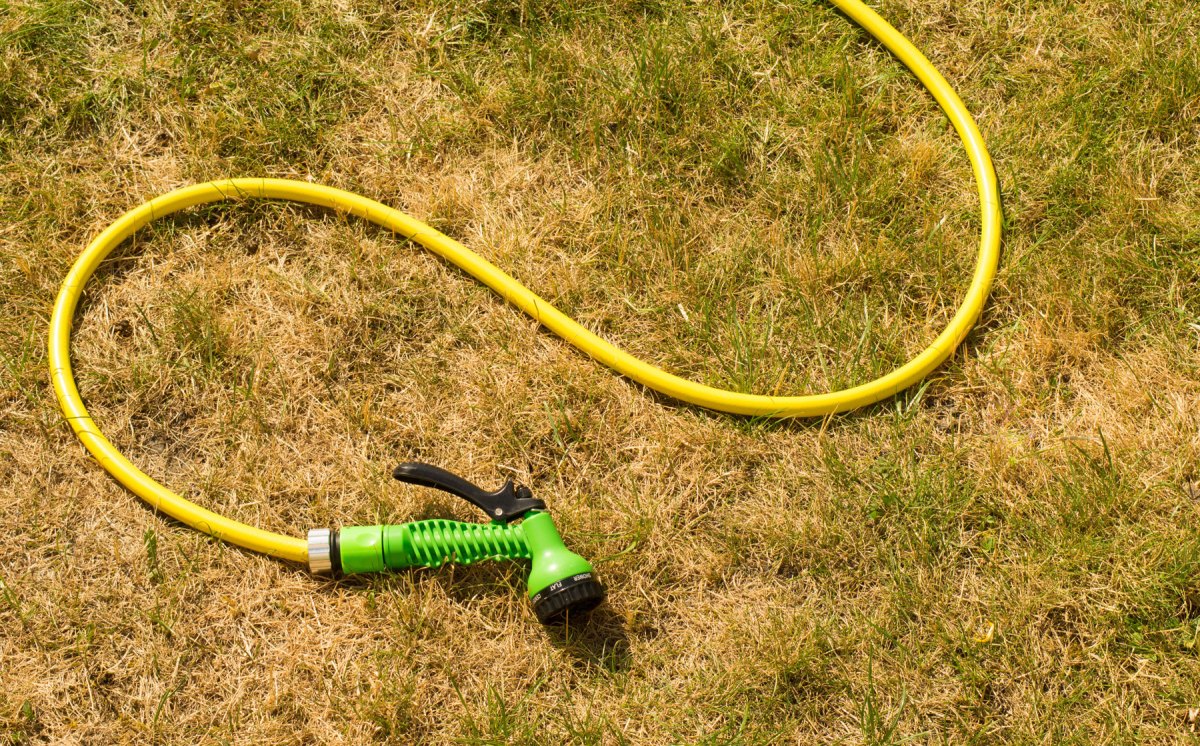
[338,521,530,574]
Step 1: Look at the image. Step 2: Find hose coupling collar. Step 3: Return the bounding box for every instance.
[307,528,336,575]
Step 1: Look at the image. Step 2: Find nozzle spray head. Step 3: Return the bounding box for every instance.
[314,462,604,625]
[520,511,605,623]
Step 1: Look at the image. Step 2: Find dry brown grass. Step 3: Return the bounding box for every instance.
[2,0,1199,743]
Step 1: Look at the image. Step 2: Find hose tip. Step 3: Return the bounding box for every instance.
[307,528,336,574]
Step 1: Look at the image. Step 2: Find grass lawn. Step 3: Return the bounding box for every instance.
[2,0,1199,742]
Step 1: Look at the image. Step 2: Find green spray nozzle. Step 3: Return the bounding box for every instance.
[308,463,604,625]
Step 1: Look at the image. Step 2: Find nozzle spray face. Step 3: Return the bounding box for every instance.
[530,572,606,624]
[308,463,604,625]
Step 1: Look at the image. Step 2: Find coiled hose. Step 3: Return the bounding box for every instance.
[48,0,1002,564]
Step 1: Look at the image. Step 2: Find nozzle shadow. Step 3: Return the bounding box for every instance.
[543,602,632,674]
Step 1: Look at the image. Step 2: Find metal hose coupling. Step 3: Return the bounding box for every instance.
[307,528,337,575]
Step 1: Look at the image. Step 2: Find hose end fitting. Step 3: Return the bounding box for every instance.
[307,528,337,575]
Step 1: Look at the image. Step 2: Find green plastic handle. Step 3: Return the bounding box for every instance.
[340,519,527,573]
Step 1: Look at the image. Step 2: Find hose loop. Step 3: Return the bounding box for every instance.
[48,0,1001,563]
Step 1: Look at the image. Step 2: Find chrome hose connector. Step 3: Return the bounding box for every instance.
[307,528,335,574]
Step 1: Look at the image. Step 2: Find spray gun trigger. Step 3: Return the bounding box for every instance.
[392,462,546,522]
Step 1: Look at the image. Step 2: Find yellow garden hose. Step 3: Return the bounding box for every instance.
[48,0,1001,565]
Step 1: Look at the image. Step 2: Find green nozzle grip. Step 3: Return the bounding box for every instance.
[339,519,530,574]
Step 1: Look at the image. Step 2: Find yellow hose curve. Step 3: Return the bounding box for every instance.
[48,0,1001,565]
